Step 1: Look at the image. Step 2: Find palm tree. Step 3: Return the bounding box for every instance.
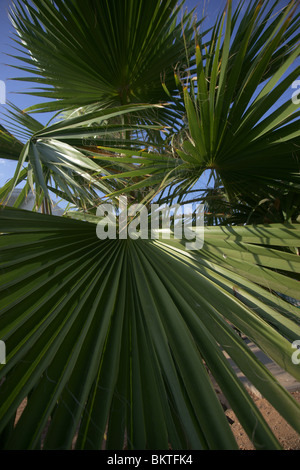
[0,0,299,450]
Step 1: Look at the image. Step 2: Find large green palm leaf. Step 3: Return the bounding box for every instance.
[8,0,201,129]
[100,0,300,206]
[175,0,300,200]
[0,207,300,450]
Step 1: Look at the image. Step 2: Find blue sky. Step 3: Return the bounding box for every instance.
[0,0,298,189]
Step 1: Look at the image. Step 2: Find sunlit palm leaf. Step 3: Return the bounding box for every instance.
[8,0,202,129]
[0,207,300,450]
[104,1,300,205]
[176,0,300,200]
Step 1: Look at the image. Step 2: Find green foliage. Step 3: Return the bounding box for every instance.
[0,208,300,450]
[0,0,299,450]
